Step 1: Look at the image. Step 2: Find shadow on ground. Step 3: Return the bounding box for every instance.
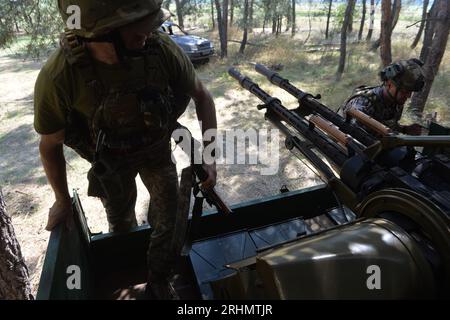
[0,124,44,186]
[0,53,43,74]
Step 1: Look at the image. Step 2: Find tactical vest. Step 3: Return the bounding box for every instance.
[60,30,190,163]
[343,85,403,129]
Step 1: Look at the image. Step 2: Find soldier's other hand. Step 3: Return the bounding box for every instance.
[45,198,73,231]
[403,123,422,135]
[201,163,217,190]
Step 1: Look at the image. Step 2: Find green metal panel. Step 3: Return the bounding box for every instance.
[37,184,335,299]
[89,184,335,268]
[36,222,91,299]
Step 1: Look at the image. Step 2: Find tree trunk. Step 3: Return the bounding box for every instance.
[410,0,429,49]
[358,0,367,41]
[390,0,401,30]
[240,0,250,54]
[380,0,392,67]
[263,16,266,33]
[285,2,291,32]
[174,0,185,29]
[325,0,333,40]
[410,0,450,117]
[210,0,215,30]
[14,17,20,33]
[229,0,234,26]
[372,0,400,50]
[348,2,354,33]
[215,0,228,58]
[366,0,375,41]
[223,0,229,55]
[272,15,277,34]
[215,0,223,54]
[336,0,356,80]
[420,0,437,62]
[277,15,282,35]
[304,8,312,44]
[249,0,254,33]
[0,190,33,300]
[292,0,296,36]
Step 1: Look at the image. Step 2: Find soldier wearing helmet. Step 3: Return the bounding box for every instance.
[342,58,425,135]
[34,0,217,299]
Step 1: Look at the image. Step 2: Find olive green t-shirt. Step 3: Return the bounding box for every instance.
[34,33,197,135]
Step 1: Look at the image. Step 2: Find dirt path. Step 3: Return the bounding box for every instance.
[0,51,320,296]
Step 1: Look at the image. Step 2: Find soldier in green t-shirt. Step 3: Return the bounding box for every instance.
[34,0,217,299]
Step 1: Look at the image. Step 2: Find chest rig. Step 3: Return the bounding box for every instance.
[345,85,403,128]
[61,30,185,162]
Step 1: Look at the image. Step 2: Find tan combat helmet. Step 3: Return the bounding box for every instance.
[379,58,425,92]
[58,0,172,39]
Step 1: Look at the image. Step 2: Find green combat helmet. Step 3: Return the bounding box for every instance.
[58,0,172,39]
[379,58,425,92]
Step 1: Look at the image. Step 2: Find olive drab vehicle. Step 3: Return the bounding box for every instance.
[36,63,450,300]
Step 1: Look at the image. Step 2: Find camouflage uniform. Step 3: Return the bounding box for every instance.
[342,86,404,131]
[342,59,425,132]
[34,0,197,291]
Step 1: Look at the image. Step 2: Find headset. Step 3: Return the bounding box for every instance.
[379,58,424,81]
[379,58,425,92]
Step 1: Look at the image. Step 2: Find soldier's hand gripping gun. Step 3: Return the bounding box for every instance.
[192,163,232,215]
[173,123,232,215]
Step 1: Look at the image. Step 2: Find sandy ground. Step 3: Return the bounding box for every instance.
[0,49,321,296]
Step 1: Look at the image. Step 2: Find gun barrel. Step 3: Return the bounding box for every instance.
[254,64,376,146]
[255,63,284,86]
[228,67,348,169]
[229,68,280,104]
[228,67,247,86]
[382,135,450,149]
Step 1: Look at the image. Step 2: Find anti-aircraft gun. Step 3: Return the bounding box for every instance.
[34,66,450,301]
[226,65,450,299]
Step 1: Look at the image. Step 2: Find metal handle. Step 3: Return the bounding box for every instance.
[310,115,350,146]
[346,108,392,136]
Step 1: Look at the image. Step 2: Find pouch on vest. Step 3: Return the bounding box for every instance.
[87,150,126,199]
[64,109,95,163]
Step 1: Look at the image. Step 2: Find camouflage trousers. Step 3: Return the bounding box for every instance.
[95,161,180,279]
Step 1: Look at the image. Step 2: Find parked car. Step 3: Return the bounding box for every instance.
[159,21,214,62]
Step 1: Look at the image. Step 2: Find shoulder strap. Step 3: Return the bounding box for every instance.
[343,85,379,107]
[60,29,104,103]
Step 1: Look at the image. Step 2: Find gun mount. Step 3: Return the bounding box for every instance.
[35,66,450,301]
[227,65,450,299]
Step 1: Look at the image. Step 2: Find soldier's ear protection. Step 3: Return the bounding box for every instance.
[380,62,404,81]
[409,58,424,67]
[379,58,425,82]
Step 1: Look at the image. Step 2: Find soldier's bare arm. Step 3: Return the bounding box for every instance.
[190,78,217,136]
[39,130,73,230]
[189,78,217,190]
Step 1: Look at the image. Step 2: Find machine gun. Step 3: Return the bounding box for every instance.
[229,65,450,298]
[229,65,450,210]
